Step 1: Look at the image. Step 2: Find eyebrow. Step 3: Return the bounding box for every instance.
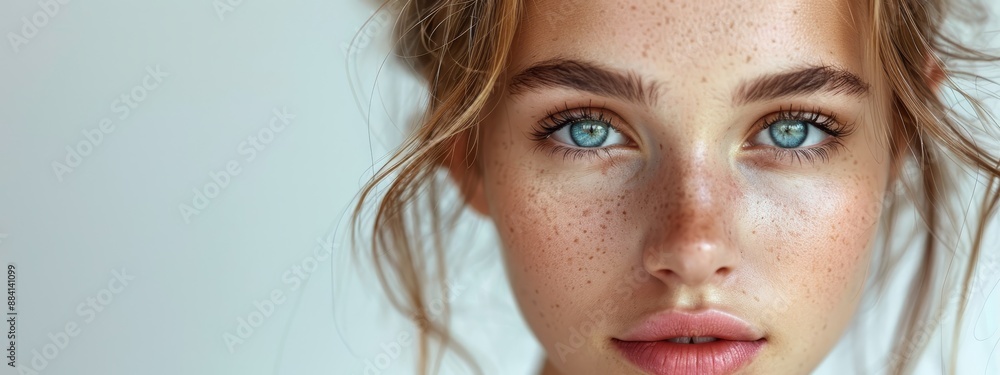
[507,59,660,105]
[506,58,870,106]
[733,65,870,105]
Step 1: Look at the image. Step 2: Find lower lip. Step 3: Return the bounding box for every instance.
[612,339,765,375]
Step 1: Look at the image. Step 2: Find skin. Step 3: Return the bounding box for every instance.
[451,0,901,373]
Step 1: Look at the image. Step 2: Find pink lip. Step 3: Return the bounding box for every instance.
[612,310,766,375]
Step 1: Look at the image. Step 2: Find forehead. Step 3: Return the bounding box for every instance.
[512,0,868,85]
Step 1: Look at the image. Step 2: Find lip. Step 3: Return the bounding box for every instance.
[612,310,766,375]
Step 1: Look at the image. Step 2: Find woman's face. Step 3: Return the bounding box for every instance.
[464,0,893,373]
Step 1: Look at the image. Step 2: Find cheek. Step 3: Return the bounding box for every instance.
[748,168,883,352]
[481,154,641,351]
[755,180,876,284]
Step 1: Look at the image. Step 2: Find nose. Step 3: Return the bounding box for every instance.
[642,145,740,287]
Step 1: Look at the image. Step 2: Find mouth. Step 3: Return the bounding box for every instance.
[611,310,766,375]
[662,336,723,344]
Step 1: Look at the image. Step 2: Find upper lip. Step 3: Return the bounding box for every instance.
[615,309,765,342]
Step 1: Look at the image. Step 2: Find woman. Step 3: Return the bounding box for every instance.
[352,0,1000,374]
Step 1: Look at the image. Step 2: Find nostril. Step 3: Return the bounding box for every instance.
[716,267,732,277]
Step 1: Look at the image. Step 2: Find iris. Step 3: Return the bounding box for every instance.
[569,121,610,147]
[769,120,808,148]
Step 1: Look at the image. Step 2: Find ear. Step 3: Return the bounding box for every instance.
[444,129,490,216]
[889,51,947,185]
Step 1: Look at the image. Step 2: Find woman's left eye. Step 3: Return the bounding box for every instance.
[549,120,629,148]
[753,119,831,149]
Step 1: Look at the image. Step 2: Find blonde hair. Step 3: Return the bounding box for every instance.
[351,0,1000,374]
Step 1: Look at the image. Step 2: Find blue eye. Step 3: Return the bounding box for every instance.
[569,121,610,147]
[755,119,830,149]
[550,120,628,148]
[769,120,808,148]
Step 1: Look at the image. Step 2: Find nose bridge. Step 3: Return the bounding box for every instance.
[656,140,726,226]
[643,140,737,286]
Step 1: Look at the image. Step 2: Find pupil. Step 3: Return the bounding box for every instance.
[570,121,610,147]
[769,120,808,148]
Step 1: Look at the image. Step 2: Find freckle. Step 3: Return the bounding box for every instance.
[574,238,579,243]
[587,280,592,284]
[701,77,707,83]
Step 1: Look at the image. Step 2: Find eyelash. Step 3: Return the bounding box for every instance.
[528,103,627,161]
[752,106,855,165]
[529,104,855,165]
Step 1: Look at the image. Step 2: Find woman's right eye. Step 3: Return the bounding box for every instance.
[549,120,629,148]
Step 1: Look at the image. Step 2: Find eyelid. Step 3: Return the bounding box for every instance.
[747,107,853,145]
[530,104,638,147]
[742,106,856,165]
[550,122,629,148]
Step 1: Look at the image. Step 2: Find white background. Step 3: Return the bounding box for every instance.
[0,1,997,374]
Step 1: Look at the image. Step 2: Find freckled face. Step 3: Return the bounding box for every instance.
[469,0,892,374]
